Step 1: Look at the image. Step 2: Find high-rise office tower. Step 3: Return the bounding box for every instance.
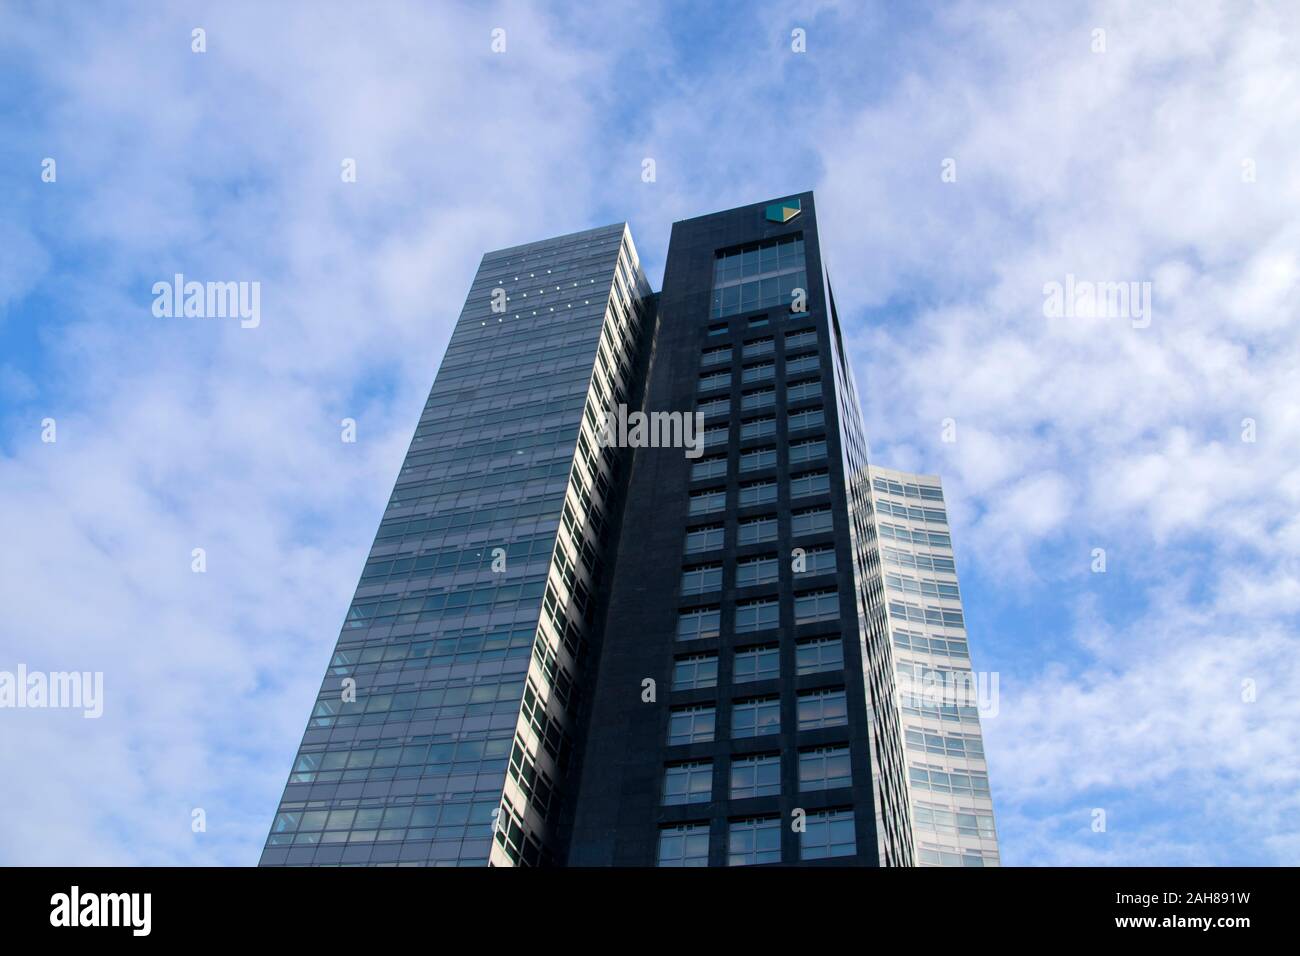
[260,193,998,867]
[869,466,1000,866]
[260,223,655,866]
[566,193,915,866]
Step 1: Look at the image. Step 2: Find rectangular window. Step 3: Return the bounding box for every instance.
[740,417,776,441]
[732,697,781,738]
[796,546,836,577]
[689,489,725,515]
[673,653,718,690]
[740,447,777,472]
[668,704,716,745]
[789,407,825,432]
[797,688,847,729]
[677,606,720,641]
[712,235,807,320]
[799,746,851,791]
[728,816,781,866]
[795,589,839,623]
[741,388,775,411]
[699,371,731,392]
[790,439,826,464]
[742,337,774,358]
[738,516,778,545]
[684,524,725,554]
[702,425,729,449]
[786,354,819,376]
[662,761,713,805]
[742,362,775,384]
[735,598,779,634]
[787,378,821,403]
[790,470,830,499]
[691,456,727,481]
[739,480,777,507]
[734,644,779,683]
[701,346,732,366]
[657,823,709,867]
[792,507,832,536]
[796,637,843,675]
[681,564,722,595]
[785,329,817,352]
[800,809,856,860]
[730,753,780,798]
[736,555,778,587]
[697,397,730,419]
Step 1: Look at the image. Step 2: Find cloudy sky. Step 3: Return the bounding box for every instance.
[1,0,1296,865]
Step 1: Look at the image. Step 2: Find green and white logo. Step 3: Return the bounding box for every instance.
[764,197,802,223]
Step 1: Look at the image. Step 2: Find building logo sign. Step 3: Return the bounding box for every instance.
[764,197,802,223]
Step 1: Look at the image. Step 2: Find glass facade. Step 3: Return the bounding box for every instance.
[262,192,1000,867]
[869,466,1001,866]
[260,222,652,866]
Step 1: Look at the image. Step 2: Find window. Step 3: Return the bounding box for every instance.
[795,589,839,623]
[739,480,777,507]
[736,555,778,587]
[790,470,829,499]
[787,378,821,403]
[738,515,778,545]
[691,456,727,481]
[730,753,780,798]
[712,235,808,319]
[796,637,843,675]
[697,397,730,419]
[728,816,781,866]
[790,439,826,464]
[786,354,819,376]
[707,323,727,337]
[734,645,779,683]
[668,704,716,745]
[699,371,731,392]
[701,345,732,366]
[702,425,728,449]
[742,337,774,358]
[792,507,832,535]
[657,823,709,867]
[673,654,718,690]
[785,329,817,351]
[799,746,851,791]
[741,388,775,411]
[800,809,856,859]
[681,564,722,596]
[796,546,836,576]
[872,477,945,501]
[798,688,847,729]
[740,416,776,440]
[789,407,825,432]
[742,362,775,384]
[689,489,725,515]
[677,606,720,641]
[662,761,712,805]
[684,524,724,554]
[732,697,780,738]
[740,447,777,473]
[736,598,779,633]
[908,766,991,797]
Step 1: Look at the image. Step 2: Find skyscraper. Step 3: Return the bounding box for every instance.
[259,193,998,867]
[869,466,1000,866]
[260,222,655,866]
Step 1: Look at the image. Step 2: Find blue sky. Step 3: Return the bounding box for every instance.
[1,0,1297,865]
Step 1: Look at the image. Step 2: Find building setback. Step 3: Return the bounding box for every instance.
[260,193,998,866]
